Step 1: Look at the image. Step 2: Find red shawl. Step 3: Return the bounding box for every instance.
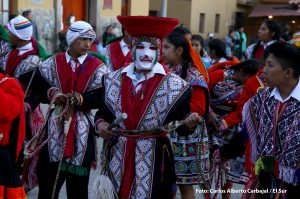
[5,38,39,76]
[0,73,25,160]
[119,66,171,198]
[207,57,240,74]
[109,40,131,70]
[55,53,102,157]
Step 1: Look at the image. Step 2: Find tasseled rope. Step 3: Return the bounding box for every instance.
[92,175,118,199]
[23,90,71,199]
[91,117,205,199]
[24,92,70,157]
[91,127,119,199]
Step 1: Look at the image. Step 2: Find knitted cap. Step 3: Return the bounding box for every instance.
[66,21,96,46]
[8,15,33,41]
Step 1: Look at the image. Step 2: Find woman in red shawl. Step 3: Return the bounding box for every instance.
[0,72,26,199]
[162,32,209,199]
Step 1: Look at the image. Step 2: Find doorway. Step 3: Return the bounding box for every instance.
[62,0,86,31]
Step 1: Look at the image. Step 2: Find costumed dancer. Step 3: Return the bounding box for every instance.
[244,20,283,62]
[219,42,300,199]
[0,72,26,199]
[26,21,110,199]
[101,27,131,71]
[0,15,46,139]
[162,32,210,199]
[191,34,211,69]
[208,59,259,198]
[207,38,239,67]
[0,16,48,190]
[94,16,202,199]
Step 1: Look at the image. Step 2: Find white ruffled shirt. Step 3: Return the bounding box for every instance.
[121,62,166,93]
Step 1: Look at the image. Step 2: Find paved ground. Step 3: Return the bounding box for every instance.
[26,137,243,199]
[26,139,105,199]
[26,106,243,198]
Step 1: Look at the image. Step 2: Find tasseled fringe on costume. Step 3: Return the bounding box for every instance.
[60,161,89,177]
[92,175,118,199]
[243,101,298,186]
[279,165,297,185]
[242,101,257,174]
[244,140,254,174]
[210,163,228,199]
[242,177,259,199]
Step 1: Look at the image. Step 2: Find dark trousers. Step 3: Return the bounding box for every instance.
[0,148,23,187]
[37,163,90,199]
[36,124,95,199]
[37,146,91,199]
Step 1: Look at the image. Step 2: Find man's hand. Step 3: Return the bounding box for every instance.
[47,87,66,105]
[67,92,81,106]
[184,112,202,129]
[54,95,67,106]
[96,121,114,139]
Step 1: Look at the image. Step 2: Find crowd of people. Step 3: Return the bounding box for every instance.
[0,14,299,199]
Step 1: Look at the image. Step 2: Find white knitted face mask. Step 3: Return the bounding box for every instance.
[134,41,158,71]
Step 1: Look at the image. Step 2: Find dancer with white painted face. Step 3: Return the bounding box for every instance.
[162,32,210,199]
[95,16,202,199]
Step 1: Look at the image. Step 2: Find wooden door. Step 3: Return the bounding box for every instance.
[121,0,129,16]
[62,0,86,31]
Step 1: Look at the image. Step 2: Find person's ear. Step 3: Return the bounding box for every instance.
[286,68,294,78]
[210,49,216,57]
[176,47,183,57]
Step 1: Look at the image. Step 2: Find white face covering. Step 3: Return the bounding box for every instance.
[134,41,158,71]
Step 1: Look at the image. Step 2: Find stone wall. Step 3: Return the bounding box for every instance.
[20,9,57,54]
[14,13,125,53]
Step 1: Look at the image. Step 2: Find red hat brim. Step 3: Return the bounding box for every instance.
[117,16,179,38]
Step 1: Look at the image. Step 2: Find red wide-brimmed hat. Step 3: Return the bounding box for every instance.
[117,16,179,38]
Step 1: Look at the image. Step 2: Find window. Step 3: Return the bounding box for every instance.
[214,14,220,33]
[235,12,244,29]
[199,13,205,33]
[121,0,129,16]
[103,0,113,9]
[1,0,9,24]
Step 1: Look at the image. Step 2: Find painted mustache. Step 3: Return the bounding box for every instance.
[139,56,153,62]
